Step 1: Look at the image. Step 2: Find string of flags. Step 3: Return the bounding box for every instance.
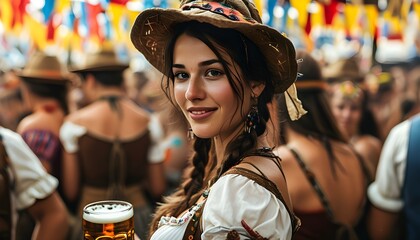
[0,0,419,69]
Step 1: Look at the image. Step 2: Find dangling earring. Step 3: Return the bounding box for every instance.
[245,106,260,133]
[187,128,195,140]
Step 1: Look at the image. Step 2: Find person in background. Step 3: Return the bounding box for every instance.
[133,66,190,196]
[16,52,70,182]
[367,112,420,240]
[0,125,69,240]
[0,70,29,131]
[124,67,154,112]
[15,52,72,239]
[60,47,166,240]
[329,80,382,179]
[274,49,372,239]
[130,0,306,238]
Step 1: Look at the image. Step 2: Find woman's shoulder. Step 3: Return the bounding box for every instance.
[17,112,61,135]
[354,135,382,150]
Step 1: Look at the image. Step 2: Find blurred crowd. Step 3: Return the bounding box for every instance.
[0,43,419,239]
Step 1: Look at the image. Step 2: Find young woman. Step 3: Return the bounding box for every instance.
[274,50,373,239]
[329,80,382,177]
[130,0,306,238]
[17,52,70,181]
[15,53,72,239]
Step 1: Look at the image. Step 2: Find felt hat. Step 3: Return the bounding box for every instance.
[17,52,70,84]
[130,0,298,94]
[70,49,129,73]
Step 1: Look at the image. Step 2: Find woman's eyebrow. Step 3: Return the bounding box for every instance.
[172,59,221,69]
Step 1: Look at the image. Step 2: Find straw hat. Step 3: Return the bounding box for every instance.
[130,0,297,94]
[17,52,70,84]
[70,49,129,73]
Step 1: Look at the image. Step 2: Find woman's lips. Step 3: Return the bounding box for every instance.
[188,108,216,120]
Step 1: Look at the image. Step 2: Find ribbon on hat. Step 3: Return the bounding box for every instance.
[285,83,307,121]
[181,1,257,23]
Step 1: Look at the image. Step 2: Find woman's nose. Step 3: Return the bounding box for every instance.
[185,77,205,101]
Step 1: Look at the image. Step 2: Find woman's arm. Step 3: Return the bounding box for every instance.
[27,191,69,240]
[62,151,80,202]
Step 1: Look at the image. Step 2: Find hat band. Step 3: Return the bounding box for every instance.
[336,80,363,100]
[181,1,257,23]
[21,69,65,79]
[295,81,328,90]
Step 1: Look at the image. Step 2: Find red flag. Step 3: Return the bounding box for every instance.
[10,0,29,27]
[46,14,55,41]
[323,0,339,25]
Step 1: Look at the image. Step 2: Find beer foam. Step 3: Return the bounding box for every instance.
[83,201,134,224]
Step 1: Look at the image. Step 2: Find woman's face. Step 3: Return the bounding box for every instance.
[330,89,363,139]
[172,34,250,140]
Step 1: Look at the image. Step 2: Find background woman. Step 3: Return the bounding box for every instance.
[60,48,166,240]
[329,80,382,178]
[16,52,71,239]
[274,50,373,239]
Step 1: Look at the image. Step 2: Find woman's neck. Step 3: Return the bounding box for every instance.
[213,129,270,166]
[33,98,62,113]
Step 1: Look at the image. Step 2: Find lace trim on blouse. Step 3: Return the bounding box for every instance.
[158,200,206,228]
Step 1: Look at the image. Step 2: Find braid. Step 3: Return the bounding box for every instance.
[218,131,257,177]
[183,137,211,207]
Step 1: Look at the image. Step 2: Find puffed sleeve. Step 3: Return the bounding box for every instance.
[368,119,410,212]
[202,174,293,240]
[59,121,87,153]
[1,128,58,210]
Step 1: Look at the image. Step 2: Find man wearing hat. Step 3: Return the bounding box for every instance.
[59,48,166,240]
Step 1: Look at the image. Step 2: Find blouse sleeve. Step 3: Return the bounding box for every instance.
[367,119,410,212]
[202,174,293,240]
[59,121,87,153]
[1,128,58,210]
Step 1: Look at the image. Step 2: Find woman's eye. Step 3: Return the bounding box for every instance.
[206,69,223,78]
[174,72,189,80]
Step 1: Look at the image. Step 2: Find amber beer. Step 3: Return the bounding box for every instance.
[83,200,135,240]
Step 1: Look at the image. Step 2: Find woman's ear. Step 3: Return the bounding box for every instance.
[250,82,265,98]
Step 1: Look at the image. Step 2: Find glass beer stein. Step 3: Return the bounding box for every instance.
[83,200,135,240]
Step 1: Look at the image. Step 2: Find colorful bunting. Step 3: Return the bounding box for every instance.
[0,0,417,64]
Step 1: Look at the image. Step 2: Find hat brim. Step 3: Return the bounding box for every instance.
[70,64,129,73]
[130,8,297,93]
[17,70,70,84]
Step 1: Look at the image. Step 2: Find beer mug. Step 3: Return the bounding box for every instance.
[83,200,135,240]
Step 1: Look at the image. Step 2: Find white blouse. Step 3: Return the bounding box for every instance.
[0,127,58,210]
[59,120,165,164]
[151,174,293,240]
[368,118,410,212]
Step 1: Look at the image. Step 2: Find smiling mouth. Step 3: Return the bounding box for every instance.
[188,108,216,120]
[191,110,207,115]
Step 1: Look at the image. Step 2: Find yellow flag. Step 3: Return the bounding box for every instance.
[344,4,360,34]
[364,5,378,37]
[290,0,311,28]
[109,3,126,42]
[23,15,47,50]
[0,0,13,32]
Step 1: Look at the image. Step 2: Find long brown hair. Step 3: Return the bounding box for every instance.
[149,21,276,236]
